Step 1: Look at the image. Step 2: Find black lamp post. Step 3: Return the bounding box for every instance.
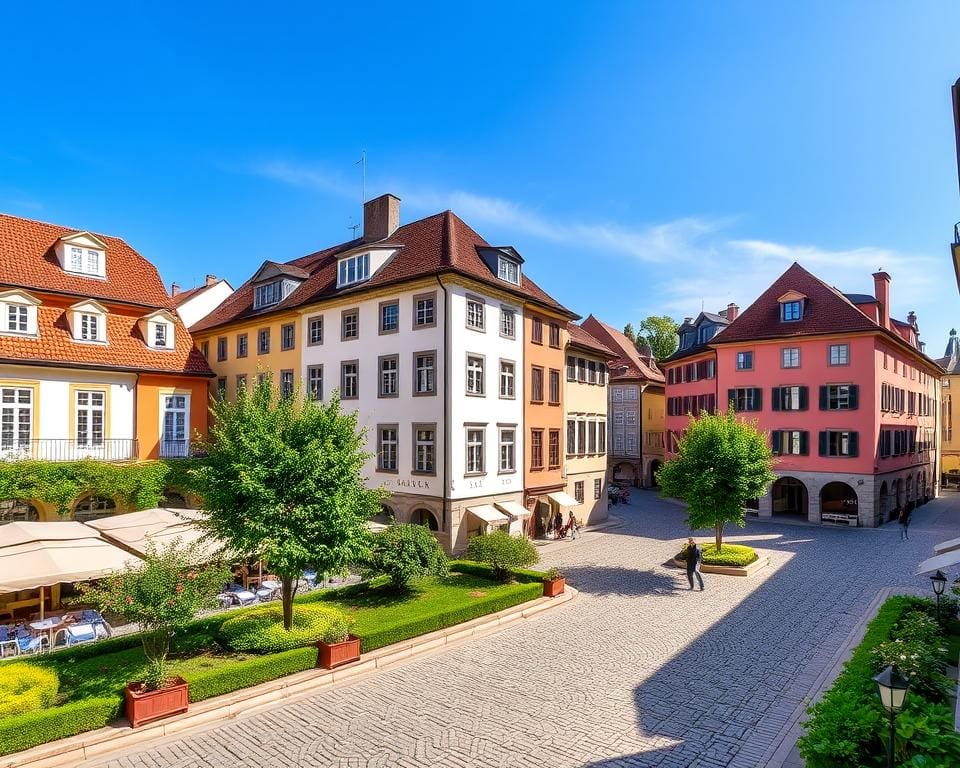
[931,569,948,622]
[874,666,910,768]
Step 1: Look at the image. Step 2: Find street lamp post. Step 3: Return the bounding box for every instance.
[931,569,948,622]
[874,666,910,768]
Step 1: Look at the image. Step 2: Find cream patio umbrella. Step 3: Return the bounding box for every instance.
[85,508,229,563]
[0,521,140,619]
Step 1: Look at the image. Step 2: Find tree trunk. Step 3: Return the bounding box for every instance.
[281,574,294,631]
[715,523,723,552]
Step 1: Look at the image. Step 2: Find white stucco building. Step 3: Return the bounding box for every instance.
[171,275,234,329]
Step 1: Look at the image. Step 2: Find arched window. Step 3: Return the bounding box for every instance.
[0,499,39,524]
[74,495,116,522]
[411,508,440,531]
[161,489,188,509]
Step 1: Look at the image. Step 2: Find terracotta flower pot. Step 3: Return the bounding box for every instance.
[543,577,565,597]
[124,676,189,727]
[317,634,361,669]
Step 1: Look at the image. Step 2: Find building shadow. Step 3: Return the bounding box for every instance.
[562,565,682,598]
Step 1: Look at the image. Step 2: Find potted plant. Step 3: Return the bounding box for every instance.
[79,541,229,727]
[543,567,565,597]
[317,615,360,669]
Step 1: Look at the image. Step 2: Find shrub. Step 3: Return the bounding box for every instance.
[677,543,758,567]
[448,560,545,584]
[872,610,951,702]
[0,696,120,756]
[219,603,348,653]
[0,664,59,719]
[185,647,317,702]
[321,614,351,644]
[464,532,539,581]
[365,523,448,589]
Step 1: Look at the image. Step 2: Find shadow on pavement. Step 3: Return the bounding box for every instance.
[562,565,682,598]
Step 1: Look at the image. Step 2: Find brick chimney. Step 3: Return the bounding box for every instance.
[362,194,401,242]
[725,303,739,322]
[873,271,891,329]
[170,282,180,297]
[205,274,218,287]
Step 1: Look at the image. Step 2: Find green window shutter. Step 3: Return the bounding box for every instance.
[849,384,859,410]
[818,431,828,456]
[848,431,859,457]
[799,386,809,410]
[771,430,780,455]
[772,388,782,411]
[819,386,828,410]
[799,431,809,455]
[727,389,735,410]
[753,388,762,411]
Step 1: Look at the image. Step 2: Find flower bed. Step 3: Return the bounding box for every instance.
[675,543,758,567]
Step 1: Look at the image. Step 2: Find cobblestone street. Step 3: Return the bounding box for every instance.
[93,492,960,768]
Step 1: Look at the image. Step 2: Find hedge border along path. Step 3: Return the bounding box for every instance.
[0,565,546,757]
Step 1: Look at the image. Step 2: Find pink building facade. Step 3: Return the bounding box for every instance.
[665,264,940,527]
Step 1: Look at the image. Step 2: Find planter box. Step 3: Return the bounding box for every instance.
[671,556,769,577]
[317,635,361,669]
[124,677,189,728]
[543,577,566,597]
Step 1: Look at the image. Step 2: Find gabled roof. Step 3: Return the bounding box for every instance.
[580,315,664,383]
[191,210,573,333]
[663,311,731,363]
[170,279,233,308]
[0,213,173,308]
[251,261,310,283]
[567,322,615,357]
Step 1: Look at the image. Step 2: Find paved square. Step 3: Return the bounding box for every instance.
[92,492,958,768]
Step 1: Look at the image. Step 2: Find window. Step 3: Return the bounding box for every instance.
[574,481,584,503]
[340,361,359,399]
[337,253,370,287]
[498,256,520,284]
[531,366,544,403]
[625,410,638,426]
[592,478,602,499]
[577,421,586,455]
[414,352,435,395]
[531,317,543,344]
[588,420,597,453]
[341,310,359,340]
[66,246,103,277]
[773,385,807,411]
[307,317,323,345]
[781,348,800,368]
[216,377,226,399]
[500,308,516,338]
[466,298,485,330]
[499,428,516,472]
[599,422,606,453]
[257,372,268,386]
[414,294,435,328]
[577,358,587,382]
[566,356,576,381]
[587,361,597,384]
[217,336,227,362]
[307,366,323,400]
[79,313,101,342]
[781,300,802,321]
[549,430,560,468]
[257,328,270,354]
[549,323,560,348]
[280,370,294,398]
[0,387,32,451]
[379,355,399,397]
[829,344,849,366]
[771,430,808,456]
[728,387,762,411]
[235,374,247,393]
[736,351,753,370]
[378,426,398,471]
[379,301,399,334]
[86,250,99,274]
[161,394,188,457]
[74,495,116,521]
[530,429,544,470]
[549,369,560,404]
[69,247,83,272]
[466,428,485,474]
[499,360,515,398]
[201,340,209,359]
[821,384,858,411]
[254,281,283,309]
[414,426,435,474]
[466,355,485,395]
[566,419,576,456]
[281,323,295,351]
[820,430,858,457]
[237,333,248,358]
[5,304,28,334]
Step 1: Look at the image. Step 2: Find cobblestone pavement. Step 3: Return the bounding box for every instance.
[94,492,960,768]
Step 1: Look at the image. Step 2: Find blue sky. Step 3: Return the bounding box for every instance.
[3,2,960,354]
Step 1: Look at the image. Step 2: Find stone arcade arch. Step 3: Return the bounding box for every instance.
[820,482,858,523]
[772,477,808,518]
[411,508,440,532]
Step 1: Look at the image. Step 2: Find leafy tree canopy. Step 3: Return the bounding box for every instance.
[622,323,637,344]
[638,315,679,362]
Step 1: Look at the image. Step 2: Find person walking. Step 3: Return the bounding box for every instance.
[686,537,704,591]
[898,506,912,540]
[567,510,579,540]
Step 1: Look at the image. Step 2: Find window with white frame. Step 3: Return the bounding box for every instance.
[497,256,520,285]
[466,428,485,474]
[414,426,435,473]
[307,365,323,400]
[781,347,800,368]
[379,356,399,397]
[415,353,435,394]
[500,308,516,338]
[308,316,323,345]
[829,344,849,366]
[6,305,27,334]
[78,312,103,342]
[340,361,359,399]
[154,323,169,348]
[499,360,514,398]
[69,247,83,272]
[466,355,485,395]
[574,481,584,503]
[75,391,105,448]
[337,253,370,287]
[280,370,294,398]
[414,295,435,327]
[161,394,188,456]
[566,419,576,456]
[736,351,753,370]
[342,310,359,340]
[66,246,104,277]
[378,426,398,471]
[499,428,515,472]
[466,299,485,330]
[380,302,399,334]
[0,387,32,451]
[254,281,283,309]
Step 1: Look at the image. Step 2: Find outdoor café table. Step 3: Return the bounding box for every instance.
[28,617,63,648]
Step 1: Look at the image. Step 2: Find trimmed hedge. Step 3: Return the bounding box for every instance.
[448,560,547,584]
[186,647,317,702]
[0,696,120,756]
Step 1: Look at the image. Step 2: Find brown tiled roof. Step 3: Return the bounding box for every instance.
[0,213,173,308]
[191,211,573,333]
[580,315,665,383]
[566,322,615,357]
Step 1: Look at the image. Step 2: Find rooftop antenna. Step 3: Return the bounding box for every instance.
[347,218,360,238]
[356,150,366,205]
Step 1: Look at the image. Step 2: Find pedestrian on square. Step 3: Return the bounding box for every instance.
[567,510,579,540]
[898,506,912,540]
[553,509,563,539]
[685,537,704,591]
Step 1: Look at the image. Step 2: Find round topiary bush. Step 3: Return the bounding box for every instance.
[0,664,59,718]
[464,531,539,581]
[366,523,449,590]
[219,603,349,653]
[677,543,758,567]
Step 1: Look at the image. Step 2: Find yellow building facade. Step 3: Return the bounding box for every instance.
[938,330,960,476]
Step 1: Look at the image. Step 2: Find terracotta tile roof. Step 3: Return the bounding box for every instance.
[580,315,665,383]
[191,210,574,333]
[0,213,172,308]
[566,322,615,357]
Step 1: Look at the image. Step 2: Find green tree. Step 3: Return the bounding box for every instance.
[622,323,637,344]
[656,410,774,550]
[464,530,539,581]
[192,377,386,630]
[78,542,229,690]
[638,315,679,361]
[365,523,449,590]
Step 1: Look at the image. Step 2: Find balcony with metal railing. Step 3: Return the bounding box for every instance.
[159,440,191,459]
[0,439,139,462]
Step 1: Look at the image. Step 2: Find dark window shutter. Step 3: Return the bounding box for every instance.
[819,386,828,410]
[799,386,809,410]
[727,389,735,410]
[770,430,780,455]
[848,431,859,457]
[753,388,762,411]
[772,387,782,411]
[849,385,859,410]
[818,431,827,456]
[799,431,809,455]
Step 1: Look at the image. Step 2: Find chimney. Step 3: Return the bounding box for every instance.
[873,271,891,329]
[362,194,401,242]
[170,282,180,297]
[205,274,218,287]
[907,311,917,328]
[683,316,693,325]
[725,302,739,322]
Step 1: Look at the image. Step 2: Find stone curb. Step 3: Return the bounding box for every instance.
[0,587,578,768]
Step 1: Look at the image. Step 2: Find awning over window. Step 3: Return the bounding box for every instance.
[547,492,581,507]
[495,501,531,519]
[916,550,960,575]
[934,536,960,555]
[467,505,509,524]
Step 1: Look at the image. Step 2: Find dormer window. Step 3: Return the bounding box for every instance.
[697,324,716,344]
[0,290,40,337]
[497,256,520,285]
[337,253,370,287]
[80,313,100,341]
[140,309,176,350]
[56,232,107,278]
[254,281,283,309]
[679,330,695,350]
[155,323,168,348]
[70,300,108,344]
[68,246,102,275]
[778,291,806,322]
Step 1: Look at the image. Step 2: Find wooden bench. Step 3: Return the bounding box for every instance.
[821,513,858,526]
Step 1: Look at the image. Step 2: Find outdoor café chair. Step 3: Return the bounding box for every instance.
[0,627,18,658]
[15,628,48,655]
[64,623,98,646]
[225,584,257,606]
